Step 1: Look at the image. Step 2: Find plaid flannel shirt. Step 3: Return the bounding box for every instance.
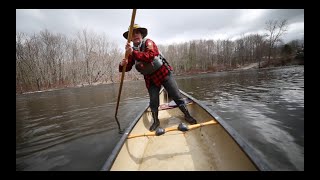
[119,39,171,89]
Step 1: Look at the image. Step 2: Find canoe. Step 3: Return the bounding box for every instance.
[101,88,271,171]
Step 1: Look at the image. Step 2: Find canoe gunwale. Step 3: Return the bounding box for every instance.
[179,89,271,171]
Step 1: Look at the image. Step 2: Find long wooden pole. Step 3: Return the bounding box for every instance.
[115,9,137,119]
[127,119,218,139]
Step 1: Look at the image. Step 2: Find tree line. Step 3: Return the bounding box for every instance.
[16,19,304,93]
[16,29,133,93]
[158,19,303,74]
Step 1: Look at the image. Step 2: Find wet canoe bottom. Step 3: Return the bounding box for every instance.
[138,117,217,170]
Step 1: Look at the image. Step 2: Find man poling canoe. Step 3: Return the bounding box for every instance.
[119,24,198,131]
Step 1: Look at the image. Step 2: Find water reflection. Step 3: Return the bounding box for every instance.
[176,66,304,170]
[16,66,304,171]
[16,80,149,170]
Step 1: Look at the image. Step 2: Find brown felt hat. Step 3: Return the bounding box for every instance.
[123,24,148,39]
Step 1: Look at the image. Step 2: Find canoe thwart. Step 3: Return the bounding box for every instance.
[127,119,218,139]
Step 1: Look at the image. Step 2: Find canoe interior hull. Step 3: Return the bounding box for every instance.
[110,89,258,171]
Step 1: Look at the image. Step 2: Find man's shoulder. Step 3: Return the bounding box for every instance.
[144,38,157,47]
[144,38,156,44]
[143,38,157,50]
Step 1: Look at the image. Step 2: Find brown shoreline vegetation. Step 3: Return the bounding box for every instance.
[17,56,303,95]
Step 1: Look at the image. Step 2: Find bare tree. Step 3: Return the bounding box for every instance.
[252,34,267,68]
[205,40,215,69]
[265,19,288,62]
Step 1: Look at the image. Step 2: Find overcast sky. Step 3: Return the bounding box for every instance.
[16,9,304,48]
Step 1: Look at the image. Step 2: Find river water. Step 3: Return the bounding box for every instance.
[16,65,304,171]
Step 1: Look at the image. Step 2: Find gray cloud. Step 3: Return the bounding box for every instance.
[16,9,304,48]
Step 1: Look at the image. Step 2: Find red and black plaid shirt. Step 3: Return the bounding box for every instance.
[119,39,171,89]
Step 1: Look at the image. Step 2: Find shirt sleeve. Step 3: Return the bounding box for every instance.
[132,39,160,63]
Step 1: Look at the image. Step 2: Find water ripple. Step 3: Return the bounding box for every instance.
[16,66,304,171]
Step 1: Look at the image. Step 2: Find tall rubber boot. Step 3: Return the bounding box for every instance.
[149,111,160,131]
[178,104,197,124]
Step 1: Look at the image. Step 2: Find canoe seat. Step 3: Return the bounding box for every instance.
[158,98,193,111]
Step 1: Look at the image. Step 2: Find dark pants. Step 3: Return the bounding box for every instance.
[148,72,184,112]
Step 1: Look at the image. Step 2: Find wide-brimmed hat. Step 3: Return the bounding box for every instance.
[123,24,148,39]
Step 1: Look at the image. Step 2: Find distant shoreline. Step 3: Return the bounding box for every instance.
[16,61,303,95]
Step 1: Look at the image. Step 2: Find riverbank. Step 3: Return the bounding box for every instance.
[175,60,267,76]
[17,58,303,95]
